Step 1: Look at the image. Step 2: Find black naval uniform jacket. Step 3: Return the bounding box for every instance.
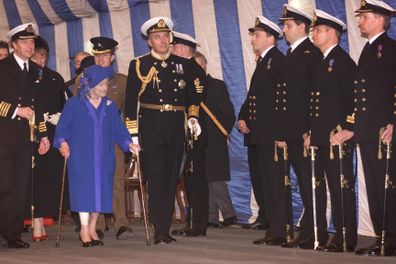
[0,54,47,144]
[204,75,235,183]
[310,45,357,146]
[354,33,396,142]
[125,52,201,137]
[273,38,322,141]
[238,46,285,145]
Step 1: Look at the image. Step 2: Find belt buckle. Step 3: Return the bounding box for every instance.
[162,104,172,112]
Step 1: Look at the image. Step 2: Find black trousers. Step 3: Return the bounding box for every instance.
[248,144,285,238]
[247,145,268,225]
[360,143,396,246]
[184,142,209,232]
[0,143,31,241]
[286,140,328,243]
[316,144,357,246]
[140,111,185,238]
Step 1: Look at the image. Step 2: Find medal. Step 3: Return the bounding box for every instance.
[266,58,272,70]
[161,61,168,68]
[377,44,383,59]
[178,79,186,89]
[328,59,334,72]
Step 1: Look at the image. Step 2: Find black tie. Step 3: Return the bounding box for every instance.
[256,56,262,66]
[23,62,28,73]
[286,48,291,56]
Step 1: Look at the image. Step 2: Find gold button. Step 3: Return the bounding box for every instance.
[253,96,256,99]
[174,79,177,82]
[253,110,256,113]
[316,92,320,96]
[277,84,281,87]
[311,92,314,96]
[362,89,366,93]
[310,106,313,109]
[277,91,280,95]
[310,99,313,102]
[17,117,21,120]
[276,99,279,103]
[249,110,252,113]
[316,99,319,103]
[17,104,21,107]
[159,99,163,102]
[253,103,256,106]
[315,106,319,110]
[354,80,358,84]
[354,89,357,93]
[249,103,252,106]
[310,113,313,117]
[362,98,366,102]
[174,89,177,92]
[362,107,366,111]
[283,83,286,86]
[361,79,365,83]
[18,97,22,100]
[354,107,357,111]
[275,107,278,110]
[354,99,357,102]
[249,96,252,99]
[154,62,157,65]
[174,99,178,102]
[283,99,286,102]
[283,107,286,110]
[249,117,252,120]
[172,70,175,73]
[253,117,256,120]
[283,91,286,95]
[31,106,34,109]
[31,99,34,101]
[315,113,319,117]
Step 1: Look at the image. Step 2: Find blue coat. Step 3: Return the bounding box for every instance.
[54,96,131,213]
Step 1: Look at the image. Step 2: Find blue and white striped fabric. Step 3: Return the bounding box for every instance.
[1,0,395,236]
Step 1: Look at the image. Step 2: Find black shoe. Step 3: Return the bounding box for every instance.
[266,236,286,246]
[154,235,176,245]
[207,222,220,228]
[281,237,301,248]
[253,235,273,245]
[116,226,134,240]
[355,243,396,256]
[4,239,30,249]
[78,235,92,248]
[323,243,354,253]
[298,237,326,250]
[171,228,206,237]
[91,239,104,246]
[242,221,268,230]
[221,216,237,227]
[96,229,104,239]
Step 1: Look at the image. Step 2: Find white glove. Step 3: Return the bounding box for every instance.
[132,136,139,145]
[43,112,49,122]
[130,137,141,154]
[48,112,61,126]
[187,117,201,137]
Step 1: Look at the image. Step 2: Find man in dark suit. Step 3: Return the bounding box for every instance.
[0,23,50,248]
[336,0,396,256]
[124,17,202,244]
[237,16,286,246]
[275,4,325,249]
[169,32,208,237]
[194,52,237,228]
[308,10,358,253]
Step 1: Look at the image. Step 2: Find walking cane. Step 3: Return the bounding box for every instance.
[136,153,151,245]
[282,146,293,243]
[309,146,319,250]
[380,140,393,256]
[55,158,67,248]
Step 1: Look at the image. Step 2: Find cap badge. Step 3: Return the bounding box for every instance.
[283,6,288,17]
[255,17,260,26]
[97,42,103,48]
[158,19,166,28]
[25,24,34,33]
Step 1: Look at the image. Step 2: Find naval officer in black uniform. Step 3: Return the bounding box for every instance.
[0,23,50,248]
[125,17,202,244]
[275,4,325,249]
[335,0,396,256]
[309,10,358,252]
[170,31,208,237]
[238,16,286,246]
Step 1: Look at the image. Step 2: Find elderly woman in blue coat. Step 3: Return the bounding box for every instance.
[54,65,138,247]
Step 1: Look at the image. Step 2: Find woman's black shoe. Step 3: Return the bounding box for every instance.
[91,239,104,246]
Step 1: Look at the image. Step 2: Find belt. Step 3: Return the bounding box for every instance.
[140,103,185,112]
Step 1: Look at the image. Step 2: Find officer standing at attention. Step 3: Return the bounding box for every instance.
[124,17,201,244]
[275,4,325,249]
[334,0,396,256]
[89,36,133,240]
[308,9,358,252]
[170,31,208,237]
[237,16,286,246]
[0,23,50,248]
